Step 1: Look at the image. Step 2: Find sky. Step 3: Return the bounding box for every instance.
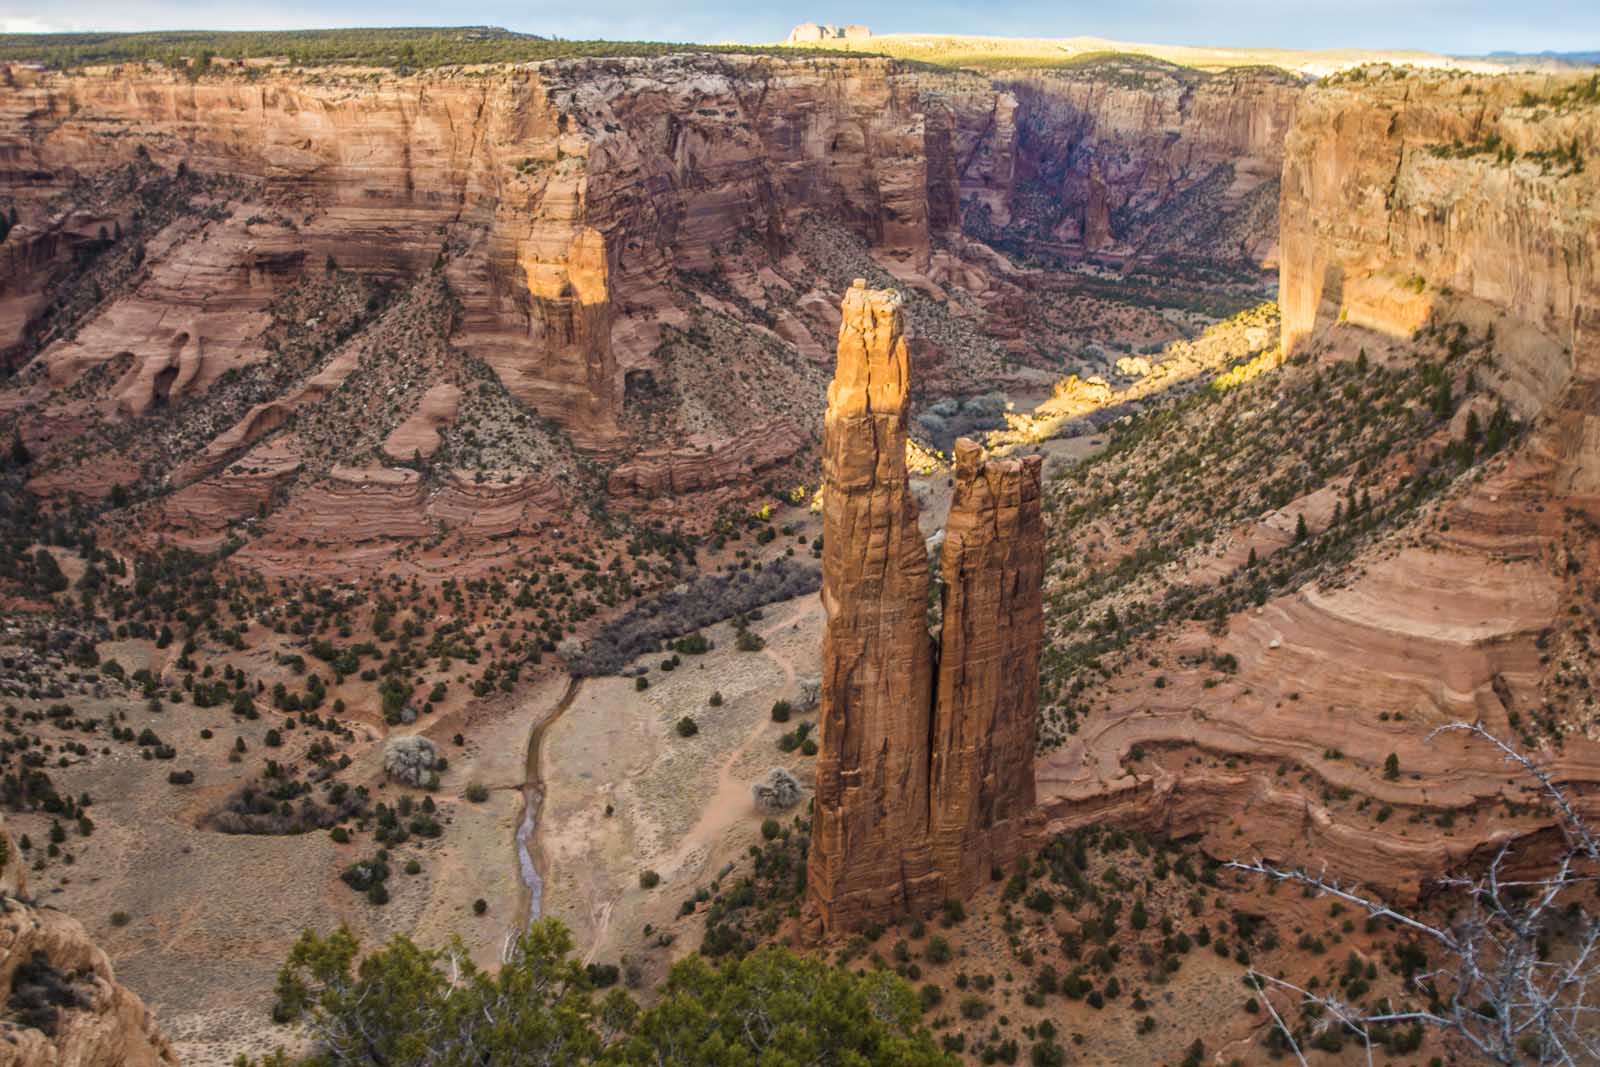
[0,0,1595,56]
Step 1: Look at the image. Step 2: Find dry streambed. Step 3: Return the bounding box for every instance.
[536,593,824,969]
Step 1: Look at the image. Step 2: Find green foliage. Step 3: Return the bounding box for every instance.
[271,919,952,1066]
[618,949,953,1066]
[0,27,867,71]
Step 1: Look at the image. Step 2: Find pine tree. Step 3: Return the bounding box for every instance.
[1294,513,1308,543]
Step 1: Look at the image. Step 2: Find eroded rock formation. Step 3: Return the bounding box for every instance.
[0,817,176,1067]
[806,281,1043,937]
[930,439,1047,893]
[807,280,941,934]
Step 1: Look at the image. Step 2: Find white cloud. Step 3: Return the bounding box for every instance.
[0,15,75,32]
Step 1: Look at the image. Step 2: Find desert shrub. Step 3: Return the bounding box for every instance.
[206,775,369,835]
[569,560,818,676]
[6,951,82,1035]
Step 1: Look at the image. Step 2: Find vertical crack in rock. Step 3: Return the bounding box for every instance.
[805,280,1043,939]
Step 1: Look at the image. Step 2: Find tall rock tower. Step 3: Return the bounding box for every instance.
[929,439,1046,893]
[807,280,943,934]
[805,280,1045,939]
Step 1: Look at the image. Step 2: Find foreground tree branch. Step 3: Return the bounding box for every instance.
[1228,724,1600,1066]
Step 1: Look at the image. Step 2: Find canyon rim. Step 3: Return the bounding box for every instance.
[0,20,1596,1067]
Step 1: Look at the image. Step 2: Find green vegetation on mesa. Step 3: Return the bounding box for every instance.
[254,918,954,1067]
[0,26,870,70]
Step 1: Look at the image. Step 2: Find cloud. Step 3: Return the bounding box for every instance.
[0,15,75,33]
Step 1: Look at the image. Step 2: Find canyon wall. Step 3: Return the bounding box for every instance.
[1280,68,1599,426]
[1033,68,1600,899]
[806,280,1043,938]
[964,64,1303,267]
[0,56,961,453]
[0,54,1304,462]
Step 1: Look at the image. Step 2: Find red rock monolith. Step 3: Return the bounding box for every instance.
[805,281,1043,938]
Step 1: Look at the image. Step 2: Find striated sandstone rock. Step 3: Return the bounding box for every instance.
[806,281,1043,937]
[929,439,1046,894]
[606,420,808,499]
[807,280,941,935]
[426,469,565,538]
[255,465,431,546]
[381,382,461,463]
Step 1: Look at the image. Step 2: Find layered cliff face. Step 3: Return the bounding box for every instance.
[961,61,1304,270]
[1033,68,1600,899]
[806,280,1043,937]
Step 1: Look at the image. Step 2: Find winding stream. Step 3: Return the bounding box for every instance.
[515,675,583,926]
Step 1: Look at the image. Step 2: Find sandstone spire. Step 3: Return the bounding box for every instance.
[929,438,1046,892]
[807,280,942,935]
[806,281,1043,938]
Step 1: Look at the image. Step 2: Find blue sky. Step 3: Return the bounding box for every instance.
[0,0,1594,55]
